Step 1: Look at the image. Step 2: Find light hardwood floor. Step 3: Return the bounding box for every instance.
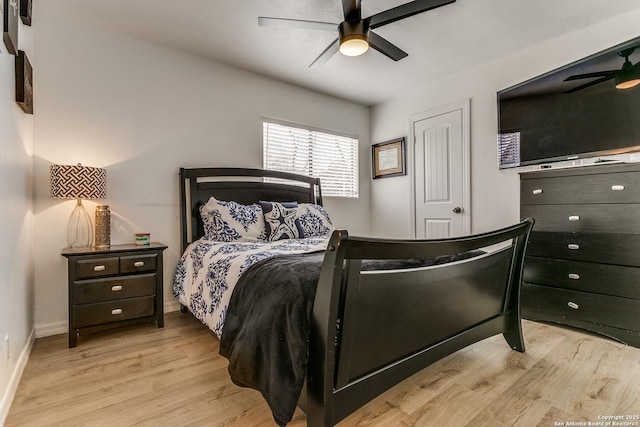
[6,312,640,427]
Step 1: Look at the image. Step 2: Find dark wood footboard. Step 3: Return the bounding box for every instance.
[176,167,534,426]
[306,219,534,426]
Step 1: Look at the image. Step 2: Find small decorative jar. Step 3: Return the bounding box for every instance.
[135,233,150,246]
[95,205,111,247]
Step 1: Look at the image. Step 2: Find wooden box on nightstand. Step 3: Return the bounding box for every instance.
[62,242,168,348]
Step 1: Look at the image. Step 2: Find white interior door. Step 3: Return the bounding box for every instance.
[413,102,470,239]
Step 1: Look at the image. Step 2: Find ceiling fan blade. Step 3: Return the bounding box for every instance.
[258,16,336,32]
[341,0,362,21]
[564,75,614,94]
[368,31,408,61]
[309,38,340,68]
[564,70,617,81]
[367,0,456,29]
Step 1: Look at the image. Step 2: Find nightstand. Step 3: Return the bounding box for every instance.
[62,242,168,348]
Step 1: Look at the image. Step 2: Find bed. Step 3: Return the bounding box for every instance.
[172,167,534,427]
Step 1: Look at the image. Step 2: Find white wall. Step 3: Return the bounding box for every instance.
[31,2,371,335]
[0,17,35,425]
[371,8,640,238]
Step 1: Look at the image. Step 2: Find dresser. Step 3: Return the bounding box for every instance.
[62,242,168,347]
[520,162,640,347]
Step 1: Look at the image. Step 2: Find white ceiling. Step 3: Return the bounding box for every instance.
[56,0,640,106]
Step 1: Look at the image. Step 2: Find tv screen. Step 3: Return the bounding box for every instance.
[497,37,640,169]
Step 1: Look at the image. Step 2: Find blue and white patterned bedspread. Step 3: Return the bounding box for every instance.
[172,237,329,337]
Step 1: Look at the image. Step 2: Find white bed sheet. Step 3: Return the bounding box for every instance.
[172,237,329,337]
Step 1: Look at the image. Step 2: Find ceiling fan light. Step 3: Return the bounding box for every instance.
[616,79,640,90]
[338,21,369,57]
[615,63,640,89]
[340,36,369,56]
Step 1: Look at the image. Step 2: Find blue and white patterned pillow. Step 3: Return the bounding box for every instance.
[259,201,304,241]
[200,197,266,242]
[297,203,334,237]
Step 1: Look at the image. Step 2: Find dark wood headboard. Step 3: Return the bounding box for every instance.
[179,167,322,252]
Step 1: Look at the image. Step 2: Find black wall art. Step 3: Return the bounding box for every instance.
[15,50,33,114]
[2,0,19,55]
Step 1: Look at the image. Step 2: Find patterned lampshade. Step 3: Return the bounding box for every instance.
[50,164,106,199]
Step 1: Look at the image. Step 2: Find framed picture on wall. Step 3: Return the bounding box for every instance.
[372,137,406,179]
[20,0,32,26]
[2,0,19,55]
[15,50,33,114]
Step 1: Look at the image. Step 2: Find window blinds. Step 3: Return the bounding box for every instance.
[498,131,521,168]
[263,121,359,198]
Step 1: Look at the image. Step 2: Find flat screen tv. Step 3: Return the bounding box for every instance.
[497,37,640,169]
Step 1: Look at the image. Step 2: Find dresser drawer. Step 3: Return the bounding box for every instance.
[521,171,640,205]
[73,273,156,304]
[74,257,119,279]
[120,253,157,273]
[526,232,640,267]
[72,296,155,328]
[522,283,640,332]
[521,204,640,233]
[524,257,640,299]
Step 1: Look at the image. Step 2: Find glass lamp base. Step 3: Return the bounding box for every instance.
[67,199,93,248]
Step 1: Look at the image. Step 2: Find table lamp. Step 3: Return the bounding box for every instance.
[50,163,107,248]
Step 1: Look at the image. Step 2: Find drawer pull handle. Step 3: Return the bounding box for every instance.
[133,261,145,267]
[568,244,580,250]
[93,265,106,272]
[568,273,580,280]
[567,302,579,310]
[532,189,543,195]
[111,308,123,315]
[611,185,625,191]
[111,285,123,292]
[568,215,580,222]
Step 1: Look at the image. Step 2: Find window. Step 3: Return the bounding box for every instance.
[263,120,359,198]
[498,131,521,169]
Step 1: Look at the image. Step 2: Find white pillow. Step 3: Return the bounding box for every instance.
[200,197,266,242]
[297,203,334,237]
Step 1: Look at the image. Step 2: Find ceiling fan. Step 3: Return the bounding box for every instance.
[564,47,640,93]
[258,0,457,67]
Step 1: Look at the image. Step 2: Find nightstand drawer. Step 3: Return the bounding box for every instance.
[120,253,157,273]
[524,257,640,299]
[75,257,119,279]
[522,283,640,332]
[73,296,155,328]
[73,273,156,304]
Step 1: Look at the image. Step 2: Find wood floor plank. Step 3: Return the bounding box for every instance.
[536,407,589,427]
[5,314,640,427]
[468,326,640,427]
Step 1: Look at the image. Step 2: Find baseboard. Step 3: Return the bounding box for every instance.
[0,327,35,426]
[35,321,67,339]
[165,300,181,313]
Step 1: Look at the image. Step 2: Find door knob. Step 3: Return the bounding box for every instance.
[453,207,462,214]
